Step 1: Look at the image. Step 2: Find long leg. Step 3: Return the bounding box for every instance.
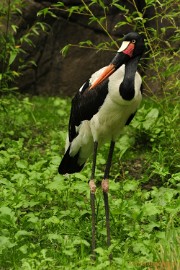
[102,141,115,252]
[89,141,98,259]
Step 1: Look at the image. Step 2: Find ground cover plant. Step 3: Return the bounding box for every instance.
[0,95,179,269]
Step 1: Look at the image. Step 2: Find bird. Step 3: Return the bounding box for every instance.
[58,32,145,257]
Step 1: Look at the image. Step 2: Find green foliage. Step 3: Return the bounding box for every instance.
[0,0,48,93]
[0,95,179,269]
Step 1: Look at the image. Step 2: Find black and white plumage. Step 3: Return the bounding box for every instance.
[59,32,145,174]
[58,32,145,256]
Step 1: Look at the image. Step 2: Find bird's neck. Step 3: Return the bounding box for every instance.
[119,56,140,100]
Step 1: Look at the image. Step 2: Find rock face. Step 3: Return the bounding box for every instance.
[13,0,177,96]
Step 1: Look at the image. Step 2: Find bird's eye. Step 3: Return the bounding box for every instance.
[132,40,136,43]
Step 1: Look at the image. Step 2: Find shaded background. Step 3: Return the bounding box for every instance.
[10,0,179,96]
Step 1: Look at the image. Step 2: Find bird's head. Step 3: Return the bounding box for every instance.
[118,32,145,58]
[89,32,145,90]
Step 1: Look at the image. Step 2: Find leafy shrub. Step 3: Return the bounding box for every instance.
[0,0,47,93]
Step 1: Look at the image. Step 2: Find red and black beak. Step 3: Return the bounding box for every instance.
[89,41,135,90]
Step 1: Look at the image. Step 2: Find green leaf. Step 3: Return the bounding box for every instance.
[9,50,18,66]
[116,134,135,158]
[11,24,18,33]
[143,108,159,130]
[123,180,139,192]
[19,244,28,254]
[48,233,62,242]
[46,175,66,192]
[95,247,105,255]
[16,160,28,169]
[0,206,13,216]
[0,236,16,254]
[113,3,127,12]
[28,216,39,223]
[15,230,32,239]
[53,2,65,7]
[45,216,60,225]
[79,40,93,47]
[73,239,90,247]
[142,202,161,216]
[37,8,57,18]
[61,44,71,57]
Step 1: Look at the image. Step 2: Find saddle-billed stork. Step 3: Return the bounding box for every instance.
[58,32,145,257]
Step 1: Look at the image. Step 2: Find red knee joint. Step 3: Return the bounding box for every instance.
[102,179,109,193]
[89,180,96,193]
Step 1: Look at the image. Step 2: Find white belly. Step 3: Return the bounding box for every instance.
[90,92,141,143]
[90,66,142,142]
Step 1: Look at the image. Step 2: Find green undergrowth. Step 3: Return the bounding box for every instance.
[0,95,179,270]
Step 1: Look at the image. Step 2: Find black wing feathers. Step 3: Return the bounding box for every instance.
[68,80,109,142]
[58,146,84,174]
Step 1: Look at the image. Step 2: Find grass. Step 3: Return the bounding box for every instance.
[0,94,179,269]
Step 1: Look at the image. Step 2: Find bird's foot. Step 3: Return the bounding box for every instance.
[101,179,109,193]
[89,180,96,193]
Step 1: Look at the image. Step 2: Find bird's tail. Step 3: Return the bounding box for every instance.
[58,146,85,174]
